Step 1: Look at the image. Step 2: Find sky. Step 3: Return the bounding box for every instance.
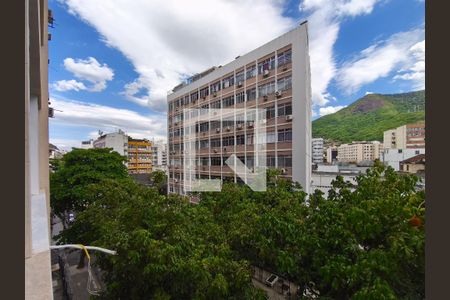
[48,0,425,151]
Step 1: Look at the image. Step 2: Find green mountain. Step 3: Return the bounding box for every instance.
[312,90,425,144]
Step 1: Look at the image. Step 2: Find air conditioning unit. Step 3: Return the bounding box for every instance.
[216,128,221,133]
[176,107,179,111]
[214,149,218,153]
[237,81,243,87]
[174,179,178,182]
[281,168,287,174]
[248,122,254,128]
[202,132,206,135]
[192,99,196,104]
[260,118,267,124]
[282,65,288,71]
[48,107,54,118]
[263,69,270,77]
[223,147,227,152]
[226,126,231,131]
[237,124,243,129]
[174,122,178,126]
[202,95,207,100]
[285,115,293,121]
[275,90,282,98]
[263,95,268,101]
[213,92,217,97]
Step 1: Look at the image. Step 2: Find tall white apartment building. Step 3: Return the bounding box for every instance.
[337,141,383,164]
[311,138,324,164]
[167,23,312,195]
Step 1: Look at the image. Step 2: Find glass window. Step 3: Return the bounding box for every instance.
[277,49,292,66]
[258,81,275,97]
[266,105,275,119]
[258,56,276,74]
[278,103,292,116]
[199,87,209,98]
[236,91,245,104]
[222,74,235,89]
[246,87,256,101]
[222,95,235,107]
[211,81,221,93]
[267,131,276,143]
[236,135,245,145]
[246,65,256,79]
[236,71,245,84]
[278,128,292,142]
[277,76,292,91]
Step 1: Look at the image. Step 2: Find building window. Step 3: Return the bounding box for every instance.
[210,121,221,130]
[200,104,209,115]
[211,138,221,148]
[222,136,235,147]
[211,157,221,166]
[211,81,221,93]
[267,131,276,143]
[258,81,275,97]
[246,65,256,79]
[266,105,276,119]
[222,95,235,107]
[277,49,292,66]
[222,74,235,89]
[199,87,209,98]
[247,134,254,145]
[278,155,292,167]
[278,103,292,116]
[267,156,276,167]
[278,128,292,142]
[211,100,221,109]
[277,76,292,91]
[191,91,199,102]
[198,122,209,132]
[236,71,245,84]
[200,139,209,149]
[236,91,245,104]
[236,134,245,145]
[258,56,276,74]
[246,87,256,101]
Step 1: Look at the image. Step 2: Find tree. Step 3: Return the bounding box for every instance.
[50,148,129,225]
[149,170,168,195]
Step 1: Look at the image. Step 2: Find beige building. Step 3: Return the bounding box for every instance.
[167,23,312,195]
[337,141,383,164]
[25,0,53,298]
[383,122,425,149]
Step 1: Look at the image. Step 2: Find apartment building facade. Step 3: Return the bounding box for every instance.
[311,138,324,164]
[93,130,128,156]
[337,141,383,164]
[381,148,426,171]
[25,0,53,298]
[128,138,153,174]
[151,141,168,173]
[383,122,425,149]
[326,145,338,163]
[167,23,311,195]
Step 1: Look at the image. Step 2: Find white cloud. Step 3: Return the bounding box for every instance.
[49,138,83,151]
[61,0,295,112]
[393,40,425,90]
[63,57,114,92]
[52,79,87,92]
[319,105,346,117]
[299,0,380,106]
[49,97,167,142]
[365,91,374,95]
[337,29,424,94]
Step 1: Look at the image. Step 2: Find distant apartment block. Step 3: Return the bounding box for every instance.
[311,138,324,164]
[383,122,425,149]
[337,141,383,164]
[93,130,154,174]
[381,148,425,171]
[151,141,168,173]
[80,139,94,149]
[93,130,128,156]
[326,145,338,163]
[128,138,153,174]
[167,23,311,195]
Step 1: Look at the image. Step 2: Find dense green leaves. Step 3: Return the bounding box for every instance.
[52,150,424,299]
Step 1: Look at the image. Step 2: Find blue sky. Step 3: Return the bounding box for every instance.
[48,0,425,150]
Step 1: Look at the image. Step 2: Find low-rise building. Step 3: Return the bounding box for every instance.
[337,141,383,164]
[49,143,64,159]
[381,148,425,171]
[312,138,324,164]
[80,139,94,149]
[383,121,425,149]
[400,154,425,174]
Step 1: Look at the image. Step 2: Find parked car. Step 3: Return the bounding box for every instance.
[265,274,279,287]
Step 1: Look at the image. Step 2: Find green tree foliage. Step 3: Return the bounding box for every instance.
[54,150,424,299]
[50,148,129,220]
[149,170,168,195]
